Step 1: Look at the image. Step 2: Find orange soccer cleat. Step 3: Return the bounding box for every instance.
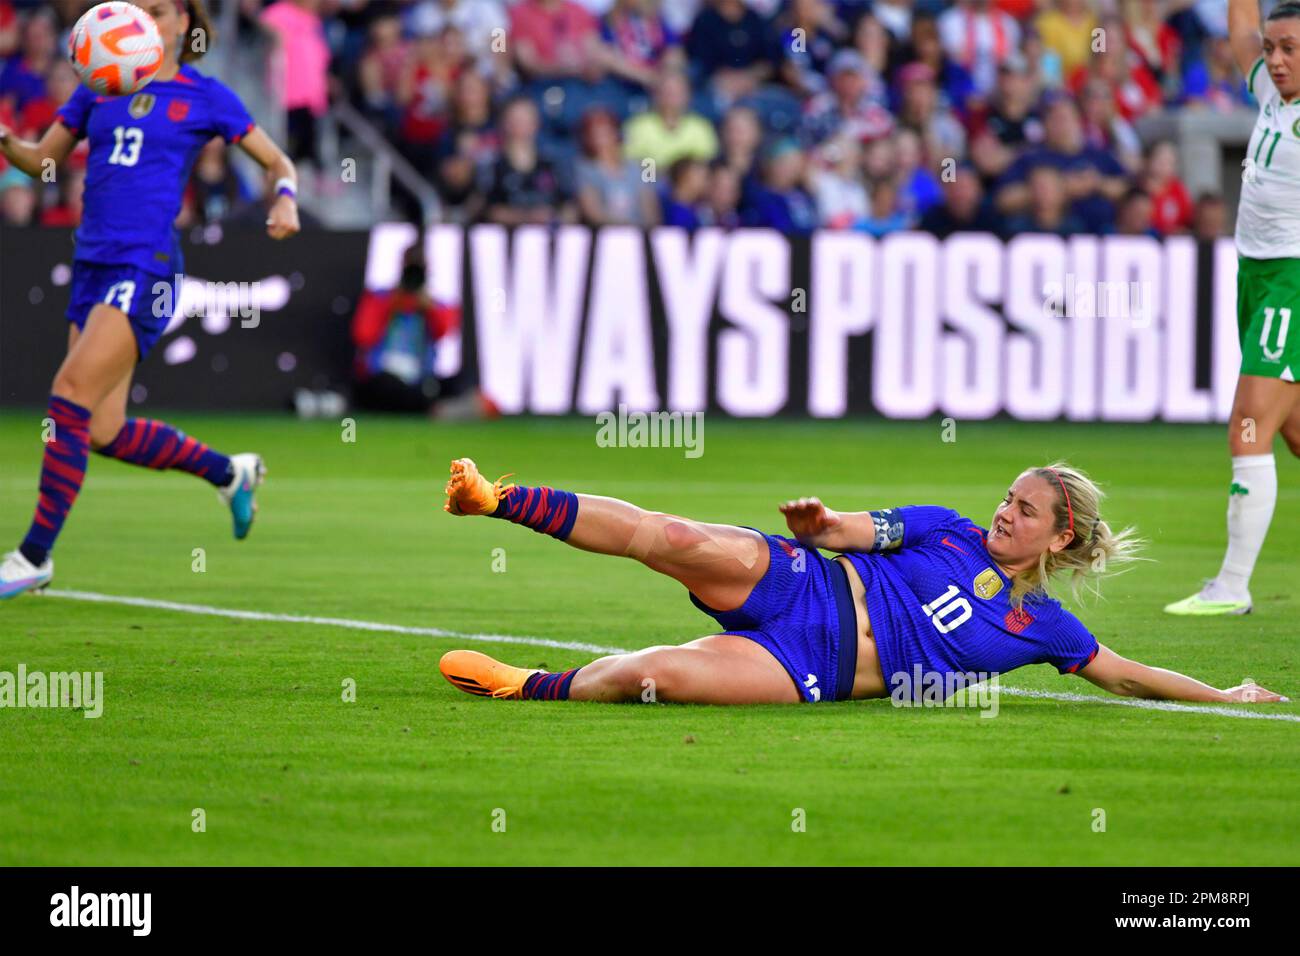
[439,649,540,700]
[443,457,514,516]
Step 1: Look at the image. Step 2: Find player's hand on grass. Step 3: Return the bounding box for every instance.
[1222,680,1289,703]
[779,496,841,544]
[267,196,300,240]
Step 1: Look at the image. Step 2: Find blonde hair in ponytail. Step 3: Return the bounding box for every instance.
[1008,461,1146,607]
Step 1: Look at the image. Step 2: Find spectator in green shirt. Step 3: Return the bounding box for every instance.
[622,69,719,175]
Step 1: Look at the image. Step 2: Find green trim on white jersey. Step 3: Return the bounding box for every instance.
[1248,57,1266,96]
[1237,58,1300,259]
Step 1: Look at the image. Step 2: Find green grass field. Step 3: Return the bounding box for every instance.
[0,413,1297,866]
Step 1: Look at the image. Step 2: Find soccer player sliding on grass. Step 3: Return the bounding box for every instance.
[439,459,1287,706]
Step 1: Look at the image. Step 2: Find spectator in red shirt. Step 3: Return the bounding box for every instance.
[1066,14,1162,123]
[397,24,466,153]
[510,0,604,83]
[0,0,19,60]
[1141,139,1193,236]
[1124,0,1181,94]
[352,245,461,415]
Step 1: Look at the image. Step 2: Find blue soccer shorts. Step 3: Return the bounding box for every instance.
[689,531,859,702]
[67,262,177,360]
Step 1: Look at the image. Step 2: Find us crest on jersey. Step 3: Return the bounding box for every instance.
[128,93,155,119]
[973,568,1003,600]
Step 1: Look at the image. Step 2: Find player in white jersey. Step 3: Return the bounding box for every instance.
[1166,0,1300,616]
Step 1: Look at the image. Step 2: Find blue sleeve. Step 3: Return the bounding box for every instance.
[943,61,976,112]
[205,78,256,144]
[1042,607,1100,675]
[867,505,964,552]
[56,84,97,138]
[1180,62,1208,101]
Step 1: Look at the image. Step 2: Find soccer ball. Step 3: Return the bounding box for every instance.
[69,2,165,97]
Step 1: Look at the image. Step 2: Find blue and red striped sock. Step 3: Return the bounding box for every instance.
[488,485,579,540]
[96,419,233,488]
[19,396,92,567]
[522,668,581,700]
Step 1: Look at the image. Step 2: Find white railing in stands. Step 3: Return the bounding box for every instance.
[209,1,439,226]
[323,100,442,224]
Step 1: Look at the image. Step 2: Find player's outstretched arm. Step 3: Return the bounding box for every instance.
[0,121,77,179]
[779,498,877,552]
[1229,0,1264,77]
[1076,643,1288,703]
[236,126,300,241]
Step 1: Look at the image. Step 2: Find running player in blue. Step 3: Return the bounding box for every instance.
[0,1,299,599]
[437,458,1287,705]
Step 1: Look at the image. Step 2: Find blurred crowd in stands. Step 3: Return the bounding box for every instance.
[0,0,1258,240]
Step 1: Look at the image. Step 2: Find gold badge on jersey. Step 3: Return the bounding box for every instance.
[973,568,1003,600]
[128,93,156,119]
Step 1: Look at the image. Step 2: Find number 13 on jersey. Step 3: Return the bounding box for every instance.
[108,127,144,166]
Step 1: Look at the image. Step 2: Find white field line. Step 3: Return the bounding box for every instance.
[38,588,1300,723]
[993,685,1299,722]
[42,589,627,656]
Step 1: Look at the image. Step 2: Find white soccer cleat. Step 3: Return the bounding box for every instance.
[218,453,266,540]
[0,549,53,600]
[1164,579,1252,616]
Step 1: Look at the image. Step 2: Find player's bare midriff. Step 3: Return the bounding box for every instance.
[834,555,889,699]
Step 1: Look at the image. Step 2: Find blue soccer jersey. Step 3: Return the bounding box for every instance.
[840,506,1100,698]
[56,64,255,277]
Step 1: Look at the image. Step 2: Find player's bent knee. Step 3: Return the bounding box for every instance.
[610,647,682,699]
[662,520,712,558]
[625,514,705,564]
[51,371,93,409]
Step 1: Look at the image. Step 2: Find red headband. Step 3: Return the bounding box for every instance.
[1045,467,1074,534]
